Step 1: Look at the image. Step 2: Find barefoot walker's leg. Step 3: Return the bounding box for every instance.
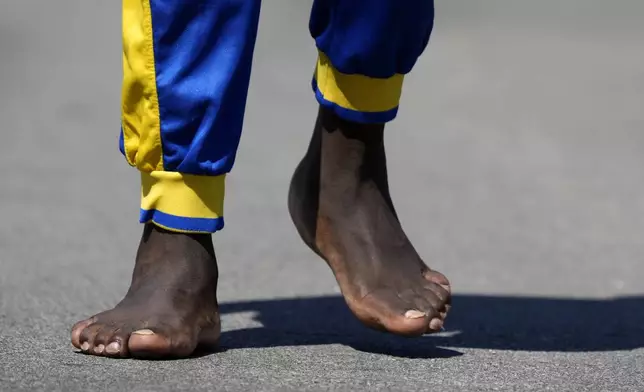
[71,0,262,358]
[289,0,452,337]
[72,0,449,358]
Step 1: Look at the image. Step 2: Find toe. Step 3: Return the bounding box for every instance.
[104,330,132,358]
[419,283,451,328]
[423,269,451,293]
[394,308,432,336]
[358,292,430,337]
[105,342,121,356]
[419,284,450,311]
[406,294,445,334]
[427,317,444,333]
[93,343,105,355]
[128,329,194,359]
[92,326,118,357]
[71,317,96,349]
[407,290,441,320]
[78,323,102,353]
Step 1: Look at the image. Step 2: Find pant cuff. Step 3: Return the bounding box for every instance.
[140,171,225,233]
[312,51,404,124]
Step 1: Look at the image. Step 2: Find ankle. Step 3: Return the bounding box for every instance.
[319,107,385,141]
[320,114,386,176]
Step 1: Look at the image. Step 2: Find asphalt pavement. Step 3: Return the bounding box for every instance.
[1,0,643,391]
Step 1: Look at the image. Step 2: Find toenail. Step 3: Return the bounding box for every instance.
[94,344,105,354]
[105,342,120,354]
[80,342,90,351]
[132,329,155,335]
[429,318,443,330]
[405,310,426,319]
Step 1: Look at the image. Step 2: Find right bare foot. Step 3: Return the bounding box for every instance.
[71,224,220,359]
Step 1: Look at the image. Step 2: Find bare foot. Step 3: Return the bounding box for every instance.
[289,107,451,336]
[71,224,220,358]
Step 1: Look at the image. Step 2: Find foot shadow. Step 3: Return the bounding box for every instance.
[218,294,644,357]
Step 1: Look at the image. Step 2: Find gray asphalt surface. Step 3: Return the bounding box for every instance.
[1,0,644,391]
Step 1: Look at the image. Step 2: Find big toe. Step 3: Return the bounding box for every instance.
[127,329,195,359]
[71,317,96,349]
[358,293,433,337]
[388,309,437,336]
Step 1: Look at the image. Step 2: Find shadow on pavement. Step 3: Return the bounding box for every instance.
[217,295,644,358]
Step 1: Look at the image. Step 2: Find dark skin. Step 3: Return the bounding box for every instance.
[71,107,451,358]
[71,224,220,358]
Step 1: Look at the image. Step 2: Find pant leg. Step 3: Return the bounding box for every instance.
[120,0,261,233]
[309,0,434,124]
